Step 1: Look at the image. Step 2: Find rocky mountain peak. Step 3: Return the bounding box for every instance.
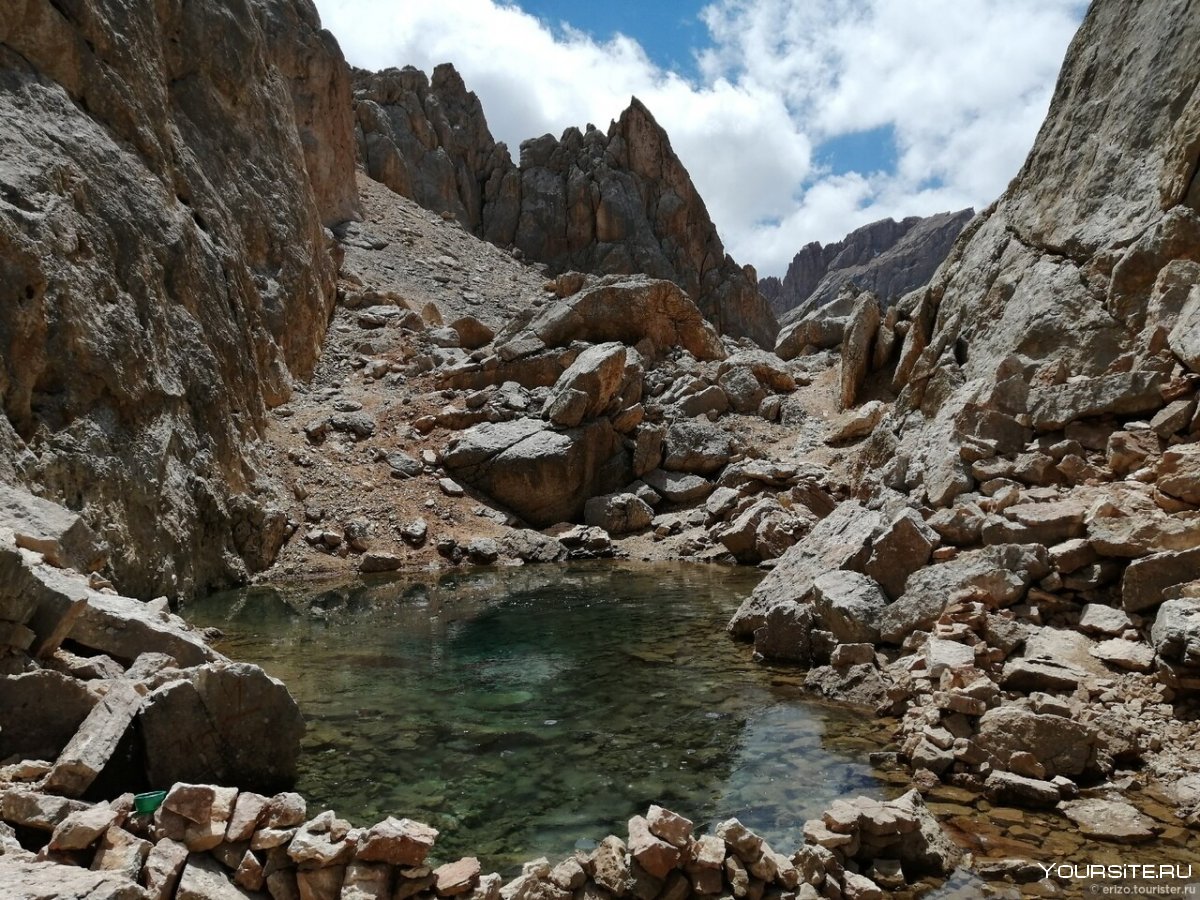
[354,69,778,349]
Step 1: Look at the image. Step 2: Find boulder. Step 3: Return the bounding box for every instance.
[1058,799,1157,842]
[879,544,1049,644]
[359,552,403,574]
[661,422,736,475]
[863,508,938,600]
[178,855,256,900]
[671,385,730,419]
[1157,444,1200,505]
[926,503,985,546]
[627,815,680,879]
[0,484,107,573]
[716,499,810,564]
[1151,598,1200,667]
[811,571,888,644]
[357,817,438,866]
[751,601,813,664]
[1090,638,1155,672]
[43,681,142,797]
[646,806,693,848]
[729,502,882,638]
[983,771,1061,808]
[66,582,217,668]
[495,276,727,361]
[717,366,767,414]
[0,670,96,762]
[443,419,629,527]
[1122,547,1200,612]
[450,316,495,351]
[775,316,847,360]
[642,470,713,504]
[583,494,653,535]
[139,663,304,794]
[1077,603,1132,636]
[435,857,481,896]
[826,400,887,443]
[1168,284,1200,372]
[839,292,881,409]
[1028,373,1167,431]
[543,343,628,427]
[974,706,1097,777]
[0,854,146,899]
[718,350,797,392]
[143,838,189,900]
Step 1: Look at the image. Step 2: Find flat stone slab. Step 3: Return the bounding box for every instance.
[1058,799,1157,842]
[44,681,142,797]
[0,854,145,900]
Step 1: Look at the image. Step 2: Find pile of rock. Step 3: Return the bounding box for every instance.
[0,781,466,900]
[3,789,966,900]
[422,276,811,537]
[0,513,303,799]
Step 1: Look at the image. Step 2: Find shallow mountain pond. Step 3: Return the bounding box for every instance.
[184,561,896,872]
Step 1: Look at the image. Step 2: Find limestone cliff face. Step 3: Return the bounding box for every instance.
[887,0,1200,502]
[354,66,779,349]
[0,0,359,597]
[762,210,973,323]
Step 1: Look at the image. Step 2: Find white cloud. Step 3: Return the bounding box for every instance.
[313,0,1086,276]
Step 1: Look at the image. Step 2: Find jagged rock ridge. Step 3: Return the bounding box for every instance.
[0,0,359,597]
[761,210,973,323]
[354,64,779,349]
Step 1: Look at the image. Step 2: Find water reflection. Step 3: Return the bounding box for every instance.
[184,562,892,872]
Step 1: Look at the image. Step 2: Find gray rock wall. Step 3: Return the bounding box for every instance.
[888,0,1200,505]
[0,0,359,597]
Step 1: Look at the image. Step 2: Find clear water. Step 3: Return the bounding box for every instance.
[184,562,893,873]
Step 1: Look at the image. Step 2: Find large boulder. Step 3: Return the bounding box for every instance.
[1152,597,1200,667]
[442,419,630,527]
[661,422,737,475]
[774,316,847,360]
[716,499,812,564]
[1168,284,1200,372]
[495,276,728,361]
[543,342,628,427]
[811,571,888,644]
[879,544,1050,644]
[839,292,881,409]
[1028,373,1169,431]
[0,484,107,573]
[139,662,304,793]
[583,493,653,535]
[1122,547,1200,612]
[729,502,882,638]
[1157,444,1200,505]
[0,671,96,762]
[975,706,1098,777]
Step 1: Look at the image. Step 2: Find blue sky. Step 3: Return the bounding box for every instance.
[315,0,1087,276]
[518,0,713,75]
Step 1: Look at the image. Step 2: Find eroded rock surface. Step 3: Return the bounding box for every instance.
[0,0,359,596]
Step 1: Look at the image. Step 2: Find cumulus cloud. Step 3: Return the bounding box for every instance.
[314,0,1086,276]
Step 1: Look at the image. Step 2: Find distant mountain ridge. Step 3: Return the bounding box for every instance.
[762,210,974,324]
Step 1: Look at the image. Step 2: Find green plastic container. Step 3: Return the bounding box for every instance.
[133,790,167,815]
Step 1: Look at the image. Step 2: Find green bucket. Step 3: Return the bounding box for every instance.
[133,790,167,815]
